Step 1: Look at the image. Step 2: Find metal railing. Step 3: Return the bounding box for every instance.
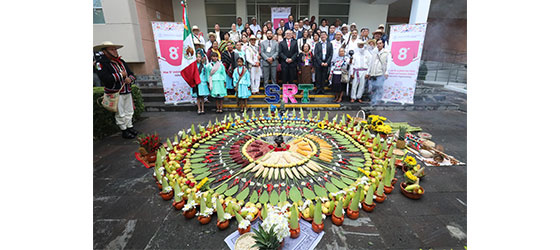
[418,49,467,85]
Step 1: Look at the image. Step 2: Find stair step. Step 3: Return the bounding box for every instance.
[222,103,340,108]
[224,94,335,99]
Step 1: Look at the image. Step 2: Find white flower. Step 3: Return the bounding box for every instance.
[177,192,185,197]
[183,200,197,211]
[358,203,362,209]
[250,182,255,186]
[195,191,203,198]
[246,214,254,221]
[178,130,183,137]
[322,214,326,220]
[238,219,251,229]
[164,186,172,193]
[224,213,232,220]
[196,207,214,217]
[262,212,290,241]
[320,197,329,203]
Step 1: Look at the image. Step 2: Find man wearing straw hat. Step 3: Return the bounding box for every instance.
[206,32,218,51]
[245,35,262,94]
[94,41,138,139]
[192,25,205,46]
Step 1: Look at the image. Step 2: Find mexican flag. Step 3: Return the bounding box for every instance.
[180,1,200,87]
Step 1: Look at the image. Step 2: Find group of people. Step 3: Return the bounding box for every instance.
[93,16,392,139]
[189,15,392,114]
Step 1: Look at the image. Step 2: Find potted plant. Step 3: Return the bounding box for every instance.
[383,157,397,193]
[235,211,252,235]
[331,198,345,226]
[301,200,313,222]
[374,178,387,203]
[346,185,362,220]
[403,155,417,172]
[137,133,161,164]
[172,182,185,209]
[196,195,213,225]
[312,200,325,233]
[159,177,173,200]
[216,199,231,230]
[362,183,376,212]
[288,204,300,238]
[154,166,163,190]
[252,224,283,250]
[182,192,198,219]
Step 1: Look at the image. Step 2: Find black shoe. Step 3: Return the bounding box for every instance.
[122,130,136,139]
[127,127,139,136]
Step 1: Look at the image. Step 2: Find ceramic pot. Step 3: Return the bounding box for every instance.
[250,211,260,223]
[289,226,300,238]
[345,208,359,220]
[311,221,324,233]
[146,152,157,163]
[238,226,251,235]
[303,215,313,222]
[156,181,162,190]
[375,193,386,203]
[217,219,230,230]
[173,199,185,210]
[198,215,211,225]
[331,213,344,226]
[384,185,394,194]
[183,208,196,219]
[361,201,376,212]
[400,182,424,200]
[160,190,173,200]
[391,178,397,186]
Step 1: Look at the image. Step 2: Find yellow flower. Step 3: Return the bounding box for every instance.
[404,156,417,166]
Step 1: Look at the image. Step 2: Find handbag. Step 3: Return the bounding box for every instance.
[340,59,350,83]
[98,82,126,113]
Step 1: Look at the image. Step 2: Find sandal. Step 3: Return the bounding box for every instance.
[350,99,355,103]
[357,99,363,103]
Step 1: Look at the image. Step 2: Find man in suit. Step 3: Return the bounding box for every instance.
[284,15,295,31]
[292,22,303,40]
[278,30,298,84]
[277,19,286,34]
[313,31,333,95]
[260,30,279,85]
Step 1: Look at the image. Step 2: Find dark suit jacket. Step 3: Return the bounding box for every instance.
[313,41,333,68]
[278,38,298,67]
[293,29,303,40]
[284,22,294,31]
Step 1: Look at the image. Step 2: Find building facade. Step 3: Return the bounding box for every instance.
[94,0,465,77]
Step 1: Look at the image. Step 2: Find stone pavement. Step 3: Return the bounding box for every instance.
[93,110,467,250]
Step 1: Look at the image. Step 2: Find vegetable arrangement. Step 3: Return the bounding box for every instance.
[146,108,427,233]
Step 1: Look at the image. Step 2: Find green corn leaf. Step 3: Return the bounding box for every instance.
[303,188,316,200]
[289,187,302,203]
[224,185,239,196]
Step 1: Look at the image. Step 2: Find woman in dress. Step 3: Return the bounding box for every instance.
[218,32,231,52]
[206,52,227,113]
[297,29,312,54]
[192,49,210,114]
[297,43,314,85]
[221,41,236,95]
[233,57,251,113]
[329,47,350,103]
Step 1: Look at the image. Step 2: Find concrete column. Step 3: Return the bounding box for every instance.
[309,0,319,20]
[236,0,247,23]
[409,0,431,24]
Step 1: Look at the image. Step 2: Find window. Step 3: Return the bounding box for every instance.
[205,0,237,33]
[246,0,309,27]
[318,0,350,27]
[93,0,105,24]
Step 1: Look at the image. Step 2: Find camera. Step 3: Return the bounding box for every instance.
[348,50,354,58]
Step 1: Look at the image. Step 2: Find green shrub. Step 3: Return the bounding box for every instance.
[93,85,145,139]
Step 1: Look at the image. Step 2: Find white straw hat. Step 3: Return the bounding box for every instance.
[93,41,123,51]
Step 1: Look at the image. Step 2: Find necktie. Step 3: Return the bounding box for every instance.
[287,39,290,48]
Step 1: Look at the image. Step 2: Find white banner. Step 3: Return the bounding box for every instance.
[382,23,427,104]
[151,21,194,104]
[271,7,291,29]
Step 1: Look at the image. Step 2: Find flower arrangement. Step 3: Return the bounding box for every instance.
[137,133,161,154]
[404,156,417,167]
[260,208,290,242]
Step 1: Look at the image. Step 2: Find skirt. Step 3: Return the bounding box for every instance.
[299,65,313,84]
[210,80,227,98]
[225,75,234,89]
[331,74,344,93]
[191,82,210,98]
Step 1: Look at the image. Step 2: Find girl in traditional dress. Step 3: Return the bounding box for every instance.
[192,49,210,114]
[206,52,227,113]
[233,57,251,113]
[207,40,221,61]
[297,43,313,85]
